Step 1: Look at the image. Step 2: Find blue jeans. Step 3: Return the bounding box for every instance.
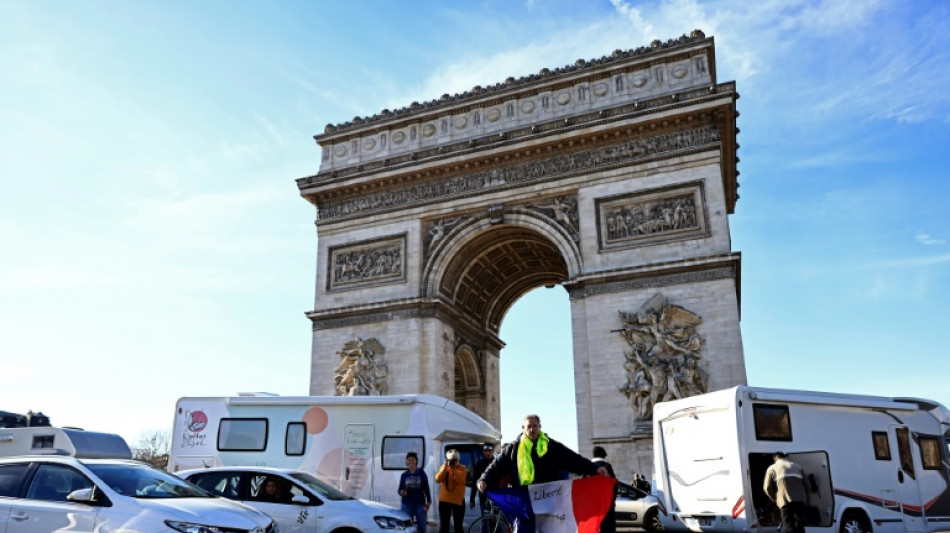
[403,504,428,533]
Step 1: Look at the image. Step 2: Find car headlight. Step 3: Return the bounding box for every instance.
[164,520,230,533]
[374,516,408,530]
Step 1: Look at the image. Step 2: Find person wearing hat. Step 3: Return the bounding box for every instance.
[469,443,495,521]
[435,449,468,533]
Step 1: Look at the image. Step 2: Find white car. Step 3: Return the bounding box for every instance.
[0,455,276,533]
[179,466,411,533]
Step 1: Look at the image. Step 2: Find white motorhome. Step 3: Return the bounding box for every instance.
[653,386,950,533]
[0,426,133,459]
[169,394,500,518]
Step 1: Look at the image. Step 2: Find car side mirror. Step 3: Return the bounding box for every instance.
[67,488,95,503]
[292,494,310,505]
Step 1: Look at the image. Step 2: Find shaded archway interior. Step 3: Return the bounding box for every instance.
[440,226,569,333]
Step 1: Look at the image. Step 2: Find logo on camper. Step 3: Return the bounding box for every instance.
[186,410,208,433]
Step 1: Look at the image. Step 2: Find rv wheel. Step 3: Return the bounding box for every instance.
[839,511,871,533]
[644,508,663,533]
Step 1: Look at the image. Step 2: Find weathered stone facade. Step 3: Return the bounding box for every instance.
[297,30,746,480]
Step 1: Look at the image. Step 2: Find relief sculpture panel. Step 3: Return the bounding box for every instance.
[597,182,708,251]
[616,293,709,425]
[527,195,579,242]
[333,337,389,396]
[327,234,406,291]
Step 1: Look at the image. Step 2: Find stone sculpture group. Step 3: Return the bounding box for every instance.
[618,293,709,421]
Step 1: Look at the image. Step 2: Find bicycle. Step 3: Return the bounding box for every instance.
[467,497,511,533]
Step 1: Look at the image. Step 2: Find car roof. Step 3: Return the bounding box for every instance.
[179,466,300,475]
[0,456,148,467]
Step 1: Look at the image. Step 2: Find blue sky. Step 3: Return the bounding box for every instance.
[1,1,948,451]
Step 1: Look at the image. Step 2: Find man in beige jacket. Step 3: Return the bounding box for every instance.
[764,452,808,533]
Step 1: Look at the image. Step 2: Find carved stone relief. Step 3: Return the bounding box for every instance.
[319,125,720,221]
[617,293,708,424]
[423,216,468,259]
[333,337,389,396]
[527,195,579,242]
[327,234,406,291]
[597,182,708,251]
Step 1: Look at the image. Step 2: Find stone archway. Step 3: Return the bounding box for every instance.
[298,31,746,479]
[454,343,482,413]
[427,215,575,423]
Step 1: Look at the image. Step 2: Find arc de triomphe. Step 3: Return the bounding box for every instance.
[297,30,746,476]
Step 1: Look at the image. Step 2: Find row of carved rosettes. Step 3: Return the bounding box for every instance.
[321,31,709,135]
[318,124,720,222]
[319,51,711,169]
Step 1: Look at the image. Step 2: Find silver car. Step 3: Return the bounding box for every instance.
[180,466,411,533]
[615,480,662,532]
[0,456,276,533]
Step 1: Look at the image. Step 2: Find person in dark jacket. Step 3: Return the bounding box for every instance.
[591,446,616,533]
[469,443,495,514]
[398,452,431,533]
[476,414,607,494]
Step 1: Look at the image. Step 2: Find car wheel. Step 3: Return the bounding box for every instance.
[839,511,871,533]
[644,508,663,533]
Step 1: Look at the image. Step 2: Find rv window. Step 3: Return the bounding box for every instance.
[753,404,792,441]
[381,436,425,470]
[919,436,942,470]
[895,426,915,480]
[872,431,891,460]
[447,444,483,486]
[218,418,268,451]
[286,422,306,456]
[31,435,54,449]
[0,463,29,497]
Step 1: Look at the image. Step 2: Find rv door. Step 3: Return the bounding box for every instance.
[891,425,924,532]
[341,424,375,501]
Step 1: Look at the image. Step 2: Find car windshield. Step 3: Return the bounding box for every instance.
[288,472,353,501]
[617,481,647,499]
[87,463,210,499]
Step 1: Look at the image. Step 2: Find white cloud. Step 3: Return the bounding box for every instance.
[915,231,946,246]
[876,254,950,268]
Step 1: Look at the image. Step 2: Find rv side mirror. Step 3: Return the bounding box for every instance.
[67,488,95,503]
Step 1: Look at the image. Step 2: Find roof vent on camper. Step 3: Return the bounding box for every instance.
[26,411,51,427]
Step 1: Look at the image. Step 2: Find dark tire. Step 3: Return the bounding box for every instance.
[839,511,871,533]
[468,515,511,533]
[644,508,663,533]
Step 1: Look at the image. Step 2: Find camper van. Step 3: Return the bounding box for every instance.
[653,386,950,533]
[0,426,133,459]
[169,394,500,513]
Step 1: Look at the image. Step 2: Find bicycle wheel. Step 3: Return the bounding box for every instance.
[467,515,511,533]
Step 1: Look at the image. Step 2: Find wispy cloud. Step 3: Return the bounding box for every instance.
[876,254,950,268]
[915,231,946,246]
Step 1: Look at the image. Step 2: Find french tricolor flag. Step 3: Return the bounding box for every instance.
[488,476,616,533]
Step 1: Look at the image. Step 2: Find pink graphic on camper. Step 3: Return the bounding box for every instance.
[186,410,208,432]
